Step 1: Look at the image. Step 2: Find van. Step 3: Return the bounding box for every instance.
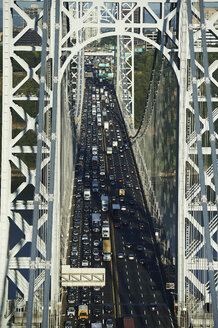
[67,306,76,318]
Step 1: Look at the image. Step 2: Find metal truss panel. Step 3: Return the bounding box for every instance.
[177,1,218,326]
[61,266,106,287]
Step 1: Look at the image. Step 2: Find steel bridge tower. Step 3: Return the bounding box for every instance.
[1,0,218,327]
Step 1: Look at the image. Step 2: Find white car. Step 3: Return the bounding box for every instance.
[128,253,135,261]
[81,260,89,267]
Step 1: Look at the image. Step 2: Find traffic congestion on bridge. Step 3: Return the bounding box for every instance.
[61,61,174,328]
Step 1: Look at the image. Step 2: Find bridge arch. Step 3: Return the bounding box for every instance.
[61,31,180,82]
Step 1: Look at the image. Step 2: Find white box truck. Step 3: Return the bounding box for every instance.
[104,121,109,130]
[102,220,110,238]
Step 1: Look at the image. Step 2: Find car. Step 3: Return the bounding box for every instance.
[117,252,125,259]
[82,234,88,241]
[81,287,89,295]
[114,221,120,229]
[83,219,89,226]
[104,304,113,314]
[117,179,123,183]
[106,318,114,328]
[67,294,76,304]
[72,236,79,243]
[125,242,132,249]
[94,255,101,262]
[128,253,135,260]
[93,308,102,317]
[136,245,144,251]
[64,321,73,328]
[93,294,102,304]
[129,209,135,214]
[67,306,76,318]
[139,222,145,229]
[121,205,126,211]
[93,239,100,247]
[81,260,89,267]
[72,229,79,236]
[81,297,89,304]
[148,303,157,311]
[93,248,100,256]
[122,219,128,226]
[138,258,146,265]
[83,226,89,233]
[119,197,125,202]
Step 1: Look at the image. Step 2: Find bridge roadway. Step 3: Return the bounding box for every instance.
[61,69,174,327]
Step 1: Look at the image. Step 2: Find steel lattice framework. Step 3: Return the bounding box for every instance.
[1,0,218,327]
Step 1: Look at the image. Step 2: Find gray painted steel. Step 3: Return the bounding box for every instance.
[187,1,218,326]
[26,0,50,326]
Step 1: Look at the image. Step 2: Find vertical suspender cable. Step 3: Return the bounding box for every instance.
[42,0,60,325]
[187,1,218,327]
[26,0,49,326]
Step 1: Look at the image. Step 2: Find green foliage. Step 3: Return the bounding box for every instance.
[134,51,155,128]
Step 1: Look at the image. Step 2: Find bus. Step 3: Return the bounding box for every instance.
[123,317,135,328]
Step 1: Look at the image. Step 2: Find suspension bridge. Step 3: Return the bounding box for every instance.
[1,0,218,327]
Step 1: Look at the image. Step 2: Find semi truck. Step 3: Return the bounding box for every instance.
[103,239,111,261]
[101,195,109,211]
[78,305,88,321]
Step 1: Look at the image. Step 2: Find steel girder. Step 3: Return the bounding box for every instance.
[178,1,218,327]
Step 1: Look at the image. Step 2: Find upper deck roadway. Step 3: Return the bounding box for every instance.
[61,66,175,327]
